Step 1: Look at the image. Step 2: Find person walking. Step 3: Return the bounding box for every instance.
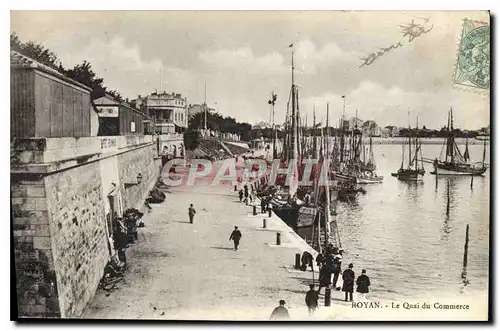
[238,189,244,202]
[342,263,355,302]
[356,269,371,302]
[229,226,242,251]
[305,284,319,316]
[188,204,196,224]
[244,185,249,205]
[270,300,289,320]
[260,196,267,214]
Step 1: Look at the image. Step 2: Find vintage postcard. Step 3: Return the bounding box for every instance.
[10,10,490,321]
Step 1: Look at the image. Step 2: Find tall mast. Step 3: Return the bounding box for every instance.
[290,45,297,161]
[408,110,412,169]
[204,80,207,131]
[450,107,455,164]
[446,108,451,163]
[323,128,331,247]
[312,103,317,159]
[326,103,330,158]
[416,115,419,171]
[289,44,299,198]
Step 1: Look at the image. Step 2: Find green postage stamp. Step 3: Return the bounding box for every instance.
[453,18,490,93]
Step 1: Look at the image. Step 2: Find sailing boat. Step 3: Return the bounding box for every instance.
[268,45,303,228]
[334,111,383,184]
[430,107,487,176]
[361,135,376,172]
[392,115,424,181]
[296,110,342,251]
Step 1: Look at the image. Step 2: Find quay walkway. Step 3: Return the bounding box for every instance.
[82,159,486,321]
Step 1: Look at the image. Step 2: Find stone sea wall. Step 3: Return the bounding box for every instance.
[11,134,182,318]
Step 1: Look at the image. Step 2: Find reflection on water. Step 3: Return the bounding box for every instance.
[335,143,489,300]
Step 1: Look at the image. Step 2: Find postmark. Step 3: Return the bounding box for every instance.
[453,19,490,93]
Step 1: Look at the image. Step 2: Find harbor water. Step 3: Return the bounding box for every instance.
[333,142,490,301]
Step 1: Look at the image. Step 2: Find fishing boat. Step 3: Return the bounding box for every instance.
[334,111,383,185]
[430,108,487,176]
[295,127,342,252]
[360,135,377,172]
[267,45,303,226]
[392,115,425,181]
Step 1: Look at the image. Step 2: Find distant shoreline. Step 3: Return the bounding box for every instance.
[363,137,489,145]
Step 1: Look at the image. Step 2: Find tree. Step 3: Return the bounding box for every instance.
[11,32,60,70]
[11,32,125,103]
[183,129,202,151]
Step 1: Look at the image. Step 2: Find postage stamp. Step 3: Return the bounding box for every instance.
[452,18,490,93]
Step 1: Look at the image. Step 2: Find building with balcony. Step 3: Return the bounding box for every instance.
[134,91,188,134]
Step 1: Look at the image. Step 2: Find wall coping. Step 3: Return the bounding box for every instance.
[11,136,157,175]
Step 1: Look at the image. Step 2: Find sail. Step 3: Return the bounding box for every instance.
[464,138,470,162]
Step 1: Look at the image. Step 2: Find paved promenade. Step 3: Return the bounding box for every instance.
[82,160,346,320]
[83,159,487,321]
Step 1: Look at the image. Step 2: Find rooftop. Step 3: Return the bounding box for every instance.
[10,50,91,92]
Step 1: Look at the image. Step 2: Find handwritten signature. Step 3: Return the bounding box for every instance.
[359,18,434,68]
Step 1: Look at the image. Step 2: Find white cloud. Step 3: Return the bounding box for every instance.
[54,36,196,100]
[299,81,489,130]
[199,47,286,76]
[294,39,363,74]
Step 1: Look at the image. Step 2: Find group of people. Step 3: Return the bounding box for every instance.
[315,245,371,302]
[238,184,257,205]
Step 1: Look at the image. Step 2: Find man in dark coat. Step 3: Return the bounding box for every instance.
[305,284,318,315]
[260,197,267,214]
[356,269,370,301]
[229,226,242,251]
[244,185,249,204]
[342,263,355,302]
[270,300,289,320]
[238,189,244,202]
[317,264,331,295]
[188,204,196,224]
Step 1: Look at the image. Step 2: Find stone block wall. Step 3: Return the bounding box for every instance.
[43,162,109,317]
[12,136,161,318]
[12,176,60,318]
[118,144,160,210]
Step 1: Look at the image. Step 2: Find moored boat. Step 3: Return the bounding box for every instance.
[395,114,425,182]
[431,108,488,176]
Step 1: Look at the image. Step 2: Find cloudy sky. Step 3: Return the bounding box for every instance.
[11,11,490,129]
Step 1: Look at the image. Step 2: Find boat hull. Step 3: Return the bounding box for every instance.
[271,205,300,229]
[431,164,487,176]
[334,172,383,184]
[395,169,423,181]
[397,173,423,181]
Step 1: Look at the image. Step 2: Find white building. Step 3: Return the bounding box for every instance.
[134,91,188,134]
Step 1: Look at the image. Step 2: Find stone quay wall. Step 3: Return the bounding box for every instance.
[11,134,181,318]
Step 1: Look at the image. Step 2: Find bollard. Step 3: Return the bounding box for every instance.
[268,207,272,217]
[295,253,301,269]
[276,232,281,245]
[253,205,257,216]
[234,185,237,191]
[324,288,331,306]
[263,219,267,228]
